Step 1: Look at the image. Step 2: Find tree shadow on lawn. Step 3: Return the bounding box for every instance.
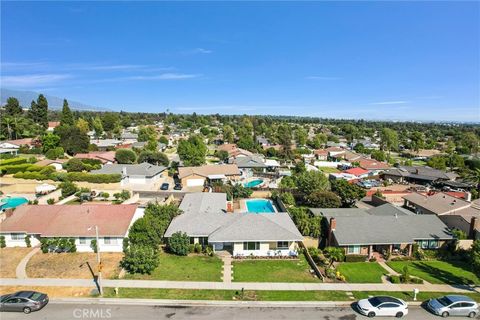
[412,261,476,285]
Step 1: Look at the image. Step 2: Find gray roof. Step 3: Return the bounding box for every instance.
[91,162,166,177]
[324,214,453,245]
[230,155,267,168]
[164,193,302,242]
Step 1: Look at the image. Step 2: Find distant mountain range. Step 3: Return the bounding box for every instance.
[0,88,109,111]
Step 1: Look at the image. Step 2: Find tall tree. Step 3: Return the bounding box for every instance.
[60,99,74,126]
[5,97,22,116]
[35,94,49,129]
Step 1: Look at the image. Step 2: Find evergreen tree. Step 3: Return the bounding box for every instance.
[5,97,22,116]
[60,99,74,126]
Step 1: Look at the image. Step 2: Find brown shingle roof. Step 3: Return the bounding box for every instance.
[178,164,240,179]
[0,205,138,237]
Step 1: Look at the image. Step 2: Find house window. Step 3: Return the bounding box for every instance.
[347,245,360,254]
[277,241,289,249]
[428,240,439,249]
[11,233,24,240]
[79,237,87,245]
[104,237,117,245]
[243,242,260,250]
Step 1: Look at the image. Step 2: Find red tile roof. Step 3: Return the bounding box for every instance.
[344,167,369,176]
[75,151,116,164]
[0,205,138,237]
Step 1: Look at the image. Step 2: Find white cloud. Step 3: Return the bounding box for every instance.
[370,100,409,105]
[305,76,341,80]
[1,74,72,87]
[182,48,213,55]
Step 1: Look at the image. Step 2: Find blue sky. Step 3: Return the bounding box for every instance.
[1,1,479,121]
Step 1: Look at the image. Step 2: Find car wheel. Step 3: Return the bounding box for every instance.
[23,307,31,314]
[441,311,449,318]
[395,312,404,318]
[367,312,375,318]
[468,312,476,318]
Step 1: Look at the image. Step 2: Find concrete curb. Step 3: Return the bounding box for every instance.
[49,297,424,308]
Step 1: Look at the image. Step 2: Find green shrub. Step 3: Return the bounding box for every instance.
[25,235,31,247]
[344,254,368,262]
[168,231,190,256]
[0,158,27,166]
[0,235,6,248]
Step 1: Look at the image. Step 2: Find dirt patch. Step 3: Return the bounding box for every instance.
[26,252,123,279]
[0,248,33,278]
[0,286,92,297]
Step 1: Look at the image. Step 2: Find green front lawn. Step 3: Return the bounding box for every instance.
[387,260,479,285]
[124,251,223,282]
[232,254,319,283]
[336,262,387,283]
[318,167,340,173]
[103,288,350,301]
[352,291,480,302]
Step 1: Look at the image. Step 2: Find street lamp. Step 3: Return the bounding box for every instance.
[88,225,103,296]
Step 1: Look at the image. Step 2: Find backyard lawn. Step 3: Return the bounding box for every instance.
[26,252,123,279]
[103,288,350,301]
[387,260,479,285]
[336,262,387,283]
[232,254,318,282]
[124,251,223,282]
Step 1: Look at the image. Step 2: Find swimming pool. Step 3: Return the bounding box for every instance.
[246,199,275,213]
[244,179,263,188]
[0,197,28,210]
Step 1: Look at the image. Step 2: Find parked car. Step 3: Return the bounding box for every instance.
[427,295,478,318]
[356,296,408,317]
[174,183,182,190]
[0,291,49,314]
[160,183,169,190]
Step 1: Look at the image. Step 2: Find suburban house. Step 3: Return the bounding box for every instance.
[382,166,457,185]
[0,138,36,155]
[0,204,144,252]
[35,159,67,171]
[178,164,241,187]
[46,121,60,132]
[90,139,123,151]
[164,193,303,257]
[403,192,480,239]
[75,151,116,164]
[311,203,453,259]
[91,162,167,186]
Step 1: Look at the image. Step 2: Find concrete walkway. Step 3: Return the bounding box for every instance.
[15,247,40,279]
[378,261,400,276]
[1,278,478,294]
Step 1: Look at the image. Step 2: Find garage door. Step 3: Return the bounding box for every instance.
[186,178,204,187]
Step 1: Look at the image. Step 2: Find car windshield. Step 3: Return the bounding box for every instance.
[29,292,43,301]
[368,297,382,307]
[437,297,453,306]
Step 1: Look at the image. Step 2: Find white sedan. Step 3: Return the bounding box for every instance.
[357,296,408,318]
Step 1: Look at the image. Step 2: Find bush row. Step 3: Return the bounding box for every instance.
[0,157,27,166]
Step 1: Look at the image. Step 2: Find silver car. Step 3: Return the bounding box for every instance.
[427,295,478,318]
[0,291,49,314]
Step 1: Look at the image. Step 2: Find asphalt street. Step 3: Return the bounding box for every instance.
[1,303,471,320]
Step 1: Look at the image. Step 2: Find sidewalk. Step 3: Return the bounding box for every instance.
[1,278,478,293]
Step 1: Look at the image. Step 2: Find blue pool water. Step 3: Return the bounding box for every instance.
[246,199,275,213]
[0,197,28,210]
[244,179,263,188]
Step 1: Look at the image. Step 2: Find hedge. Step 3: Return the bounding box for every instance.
[0,158,27,166]
[0,163,44,175]
[344,254,368,262]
